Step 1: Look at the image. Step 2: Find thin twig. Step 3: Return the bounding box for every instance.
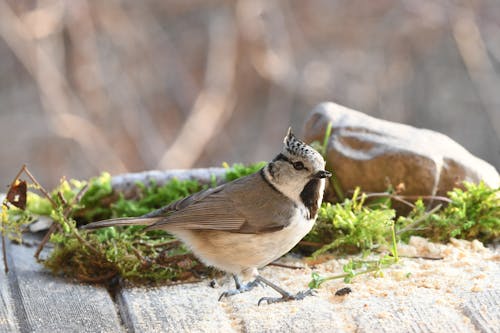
[72,228,101,255]
[362,192,452,204]
[64,183,89,216]
[22,166,58,207]
[395,194,452,203]
[298,240,325,248]
[34,223,59,260]
[133,239,181,249]
[29,172,101,257]
[399,255,443,260]
[396,204,443,235]
[3,164,30,272]
[268,262,304,270]
[131,246,151,267]
[8,164,26,192]
[57,191,68,206]
[35,183,89,259]
[156,253,195,266]
[363,192,415,208]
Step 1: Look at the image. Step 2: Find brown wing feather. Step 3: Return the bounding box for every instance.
[142,185,224,218]
[146,171,296,234]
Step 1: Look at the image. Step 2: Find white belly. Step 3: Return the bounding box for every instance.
[170,209,315,277]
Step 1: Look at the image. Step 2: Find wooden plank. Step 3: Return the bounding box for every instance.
[117,282,236,333]
[461,290,500,333]
[0,238,20,333]
[225,289,348,333]
[7,235,124,333]
[348,295,477,333]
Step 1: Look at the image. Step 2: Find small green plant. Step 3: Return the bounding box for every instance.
[306,182,498,289]
[309,220,400,288]
[223,161,266,181]
[426,182,499,242]
[2,162,498,286]
[304,188,396,257]
[396,182,499,244]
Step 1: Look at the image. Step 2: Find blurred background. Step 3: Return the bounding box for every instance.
[0,0,499,188]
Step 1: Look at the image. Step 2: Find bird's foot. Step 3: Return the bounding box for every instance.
[258,289,316,306]
[218,277,261,301]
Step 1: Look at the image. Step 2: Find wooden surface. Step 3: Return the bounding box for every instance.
[1,236,123,333]
[2,234,500,333]
[461,290,500,333]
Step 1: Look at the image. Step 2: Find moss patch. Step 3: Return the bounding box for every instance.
[1,162,498,286]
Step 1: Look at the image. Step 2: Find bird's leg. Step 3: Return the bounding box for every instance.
[218,274,261,301]
[255,275,316,306]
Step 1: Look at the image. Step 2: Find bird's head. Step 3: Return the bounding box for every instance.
[264,128,331,203]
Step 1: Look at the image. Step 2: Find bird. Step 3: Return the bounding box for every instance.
[82,128,331,305]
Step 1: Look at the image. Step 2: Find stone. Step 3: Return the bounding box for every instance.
[303,102,500,198]
[111,167,227,200]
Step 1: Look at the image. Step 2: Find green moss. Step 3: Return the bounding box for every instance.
[43,174,213,283]
[305,188,396,256]
[397,181,500,243]
[223,161,266,181]
[111,178,204,218]
[306,182,499,287]
[2,164,265,284]
[2,162,499,286]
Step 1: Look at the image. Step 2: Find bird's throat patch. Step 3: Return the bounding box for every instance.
[300,179,322,219]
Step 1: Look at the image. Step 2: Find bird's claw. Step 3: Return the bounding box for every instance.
[218,279,261,301]
[218,289,241,301]
[257,288,316,306]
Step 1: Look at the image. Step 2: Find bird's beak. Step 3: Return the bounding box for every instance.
[313,170,332,179]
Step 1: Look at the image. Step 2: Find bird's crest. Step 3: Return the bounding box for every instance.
[283,127,320,160]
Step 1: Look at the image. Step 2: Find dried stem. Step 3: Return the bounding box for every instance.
[396,204,443,235]
[22,166,58,207]
[35,179,89,260]
[268,262,304,270]
[298,240,325,248]
[76,270,118,283]
[133,239,181,250]
[34,223,59,260]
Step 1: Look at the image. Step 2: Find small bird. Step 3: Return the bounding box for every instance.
[83,128,331,305]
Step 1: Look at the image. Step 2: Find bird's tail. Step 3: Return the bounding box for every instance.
[81,217,160,230]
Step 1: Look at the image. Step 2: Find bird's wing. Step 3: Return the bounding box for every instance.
[146,171,296,234]
[81,187,223,230]
[141,185,226,218]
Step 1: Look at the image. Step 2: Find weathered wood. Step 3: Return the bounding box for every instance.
[348,294,477,333]
[461,290,500,333]
[226,288,349,333]
[0,238,20,333]
[117,282,236,333]
[6,235,124,333]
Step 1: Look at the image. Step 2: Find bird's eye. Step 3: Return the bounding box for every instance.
[292,161,305,170]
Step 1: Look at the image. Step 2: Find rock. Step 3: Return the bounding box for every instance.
[28,216,53,232]
[303,102,500,198]
[111,167,227,200]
